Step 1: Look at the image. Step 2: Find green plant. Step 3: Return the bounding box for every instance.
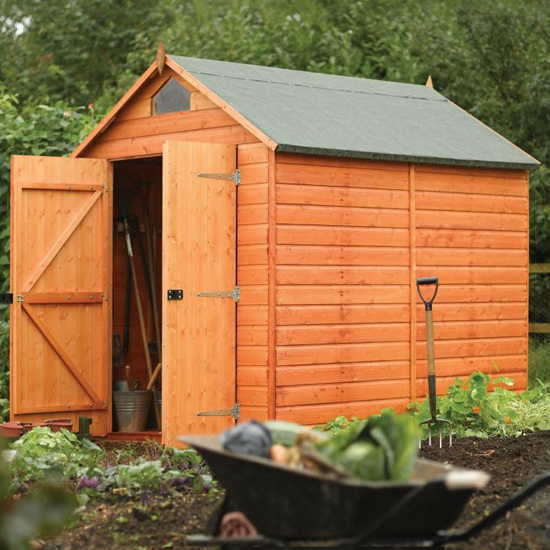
[409,372,550,439]
[0,437,76,550]
[10,427,104,486]
[315,412,420,481]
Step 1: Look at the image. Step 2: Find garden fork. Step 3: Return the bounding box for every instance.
[417,277,452,448]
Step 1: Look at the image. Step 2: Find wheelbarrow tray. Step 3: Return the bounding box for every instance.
[180,435,482,541]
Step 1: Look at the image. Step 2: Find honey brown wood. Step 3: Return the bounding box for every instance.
[10,156,111,434]
[162,141,237,445]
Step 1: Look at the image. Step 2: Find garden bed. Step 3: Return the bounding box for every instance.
[41,432,550,550]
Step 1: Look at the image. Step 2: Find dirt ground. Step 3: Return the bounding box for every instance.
[421,430,550,550]
[43,431,550,549]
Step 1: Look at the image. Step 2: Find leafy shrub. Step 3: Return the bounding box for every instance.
[318,372,550,440]
[10,427,103,486]
[410,372,550,439]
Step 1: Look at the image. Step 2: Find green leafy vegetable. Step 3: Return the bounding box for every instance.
[315,412,419,481]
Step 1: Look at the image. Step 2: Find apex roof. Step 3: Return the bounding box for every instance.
[169,55,538,170]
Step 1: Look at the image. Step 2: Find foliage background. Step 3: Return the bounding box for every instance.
[0,0,549,418]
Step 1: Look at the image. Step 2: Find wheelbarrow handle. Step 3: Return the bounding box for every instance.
[416,277,439,311]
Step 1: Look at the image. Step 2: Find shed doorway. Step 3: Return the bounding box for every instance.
[111,141,238,445]
[111,157,163,437]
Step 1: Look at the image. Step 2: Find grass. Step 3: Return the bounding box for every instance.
[529,340,550,387]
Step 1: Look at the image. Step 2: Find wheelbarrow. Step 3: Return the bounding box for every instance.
[180,434,550,548]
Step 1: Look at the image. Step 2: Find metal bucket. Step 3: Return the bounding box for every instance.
[113,390,152,432]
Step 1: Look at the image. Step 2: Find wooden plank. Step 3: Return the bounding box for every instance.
[240,406,268,422]
[85,125,259,160]
[416,172,527,197]
[238,204,268,225]
[22,303,103,404]
[238,346,268,366]
[418,285,526,303]
[529,323,550,334]
[276,341,409,366]
[417,228,527,250]
[278,205,409,228]
[276,163,409,190]
[276,398,410,425]
[21,183,104,191]
[276,379,409,407]
[237,245,268,266]
[267,149,276,419]
[238,143,269,165]
[416,354,527,378]
[275,153,409,173]
[416,248,527,267]
[529,263,550,274]
[416,337,527,360]
[277,361,410,386]
[23,292,104,303]
[240,285,268,305]
[417,210,527,232]
[116,97,152,121]
[238,183,268,205]
[276,245,410,266]
[16,403,106,414]
[416,190,527,214]
[237,305,268,326]
[416,302,526,321]
[238,386,268,406]
[101,108,238,141]
[409,163,417,402]
[241,164,269,184]
[238,224,268,245]
[277,322,409,345]
[277,225,409,247]
[276,304,410,325]
[276,266,409,285]
[237,366,268,386]
[418,319,527,340]
[238,265,268,285]
[277,184,409,209]
[238,326,269,346]
[24,190,102,291]
[416,164,526,181]
[190,92,218,110]
[277,284,409,305]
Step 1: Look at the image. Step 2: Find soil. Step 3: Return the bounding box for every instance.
[42,432,550,550]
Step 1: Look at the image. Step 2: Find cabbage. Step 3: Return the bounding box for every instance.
[314,413,420,481]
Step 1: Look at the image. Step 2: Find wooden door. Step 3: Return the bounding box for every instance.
[162,141,237,445]
[11,156,112,435]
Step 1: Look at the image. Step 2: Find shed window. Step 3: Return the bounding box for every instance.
[153,78,191,114]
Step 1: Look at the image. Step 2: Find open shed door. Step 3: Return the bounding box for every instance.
[163,141,237,445]
[10,156,111,435]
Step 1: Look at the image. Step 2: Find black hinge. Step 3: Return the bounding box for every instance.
[0,294,13,305]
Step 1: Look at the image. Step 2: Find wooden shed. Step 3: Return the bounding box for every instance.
[8,50,539,446]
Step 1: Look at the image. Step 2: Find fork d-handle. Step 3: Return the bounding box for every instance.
[417,277,439,419]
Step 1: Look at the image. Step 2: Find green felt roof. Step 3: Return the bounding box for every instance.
[170,55,539,170]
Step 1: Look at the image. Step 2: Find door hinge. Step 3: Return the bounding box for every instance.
[197,403,240,420]
[0,293,13,304]
[197,169,241,186]
[196,286,240,302]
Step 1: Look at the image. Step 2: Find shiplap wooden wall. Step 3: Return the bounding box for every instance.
[272,153,528,425]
